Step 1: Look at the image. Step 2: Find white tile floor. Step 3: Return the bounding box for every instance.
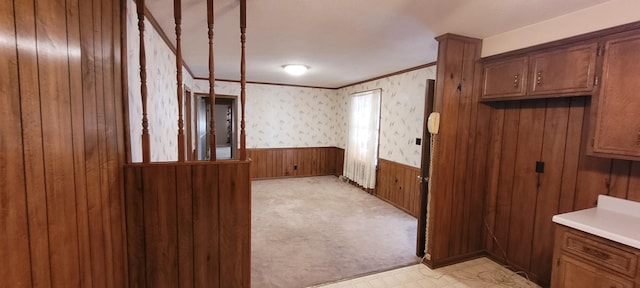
[314,258,541,288]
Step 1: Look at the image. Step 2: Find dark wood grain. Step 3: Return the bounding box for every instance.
[207,0,217,161]
[176,166,194,288]
[193,164,220,288]
[377,159,421,217]
[0,0,32,286]
[247,147,344,179]
[219,162,251,288]
[125,167,146,288]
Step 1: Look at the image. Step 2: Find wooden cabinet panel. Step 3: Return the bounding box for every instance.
[482,57,528,99]
[551,225,639,288]
[529,43,598,95]
[593,34,640,160]
[555,255,634,288]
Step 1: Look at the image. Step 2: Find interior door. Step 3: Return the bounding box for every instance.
[417,79,435,257]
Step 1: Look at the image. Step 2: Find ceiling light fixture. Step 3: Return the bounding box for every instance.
[283,64,309,76]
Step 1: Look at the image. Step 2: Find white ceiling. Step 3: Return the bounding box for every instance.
[146,0,609,88]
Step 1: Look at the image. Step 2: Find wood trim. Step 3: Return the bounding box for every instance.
[417,79,435,257]
[194,62,437,90]
[207,0,216,161]
[336,62,437,89]
[175,0,185,162]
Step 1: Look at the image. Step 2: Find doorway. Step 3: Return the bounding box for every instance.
[194,93,238,160]
[417,79,436,257]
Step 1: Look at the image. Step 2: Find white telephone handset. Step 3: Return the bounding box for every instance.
[427,112,440,135]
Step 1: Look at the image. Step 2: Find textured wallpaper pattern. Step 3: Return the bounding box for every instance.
[127,0,194,162]
[192,81,340,148]
[338,67,437,168]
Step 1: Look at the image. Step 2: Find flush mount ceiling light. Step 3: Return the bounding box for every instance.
[282,64,309,76]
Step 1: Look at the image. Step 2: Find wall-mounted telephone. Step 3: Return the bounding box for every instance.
[427,112,440,135]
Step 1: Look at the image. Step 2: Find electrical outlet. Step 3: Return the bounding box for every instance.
[416,138,421,145]
[294,165,298,170]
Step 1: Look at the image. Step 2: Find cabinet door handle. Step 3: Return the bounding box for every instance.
[582,246,611,260]
[513,73,520,88]
[536,71,543,85]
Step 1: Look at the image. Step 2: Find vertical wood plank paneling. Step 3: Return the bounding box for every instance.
[506,100,546,271]
[79,0,108,285]
[492,101,520,259]
[142,166,178,287]
[247,147,345,179]
[125,167,146,288]
[176,166,194,288]
[376,159,421,217]
[530,98,570,282]
[573,102,612,210]
[65,0,93,285]
[13,0,51,286]
[608,160,630,198]
[35,0,81,285]
[483,103,505,252]
[0,0,32,286]
[558,97,586,213]
[219,163,251,288]
[193,164,220,288]
[7,0,126,286]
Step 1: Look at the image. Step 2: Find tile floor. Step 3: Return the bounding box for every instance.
[314,258,541,288]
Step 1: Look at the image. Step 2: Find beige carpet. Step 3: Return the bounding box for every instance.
[251,176,420,288]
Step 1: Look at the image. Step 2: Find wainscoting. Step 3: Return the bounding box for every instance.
[124,161,251,288]
[483,97,640,285]
[247,147,344,179]
[376,159,422,217]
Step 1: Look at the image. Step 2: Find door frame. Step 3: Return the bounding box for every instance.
[417,79,436,257]
[194,93,238,160]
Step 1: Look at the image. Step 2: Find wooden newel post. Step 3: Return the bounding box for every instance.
[207,0,217,161]
[136,0,151,163]
[239,0,247,160]
[175,0,185,162]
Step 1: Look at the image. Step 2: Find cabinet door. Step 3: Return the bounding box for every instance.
[530,43,598,95]
[593,35,640,159]
[555,254,634,288]
[481,56,528,100]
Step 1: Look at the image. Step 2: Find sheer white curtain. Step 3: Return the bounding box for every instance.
[343,89,381,189]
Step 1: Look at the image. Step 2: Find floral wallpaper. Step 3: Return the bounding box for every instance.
[192,80,340,148]
[126,0,434,167]
[127,0,194,162]
[338,67,437,168]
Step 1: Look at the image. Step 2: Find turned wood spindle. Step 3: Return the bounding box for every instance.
[175,0,185,162]
[207,0,217,161]
[136,0,151,163]
[239,0,247,160]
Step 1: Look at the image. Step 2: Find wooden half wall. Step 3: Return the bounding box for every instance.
[376,159,422,217]
[247,147,344,179]
[124,161,251,288]
[1,0,127,286]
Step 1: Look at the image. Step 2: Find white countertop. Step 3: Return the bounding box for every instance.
[552,195,640,249]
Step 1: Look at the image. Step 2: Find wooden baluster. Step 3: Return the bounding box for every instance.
[239,0,247,160]
[207,0,217,161]
[175,0,185,162]
[136,0,151,163]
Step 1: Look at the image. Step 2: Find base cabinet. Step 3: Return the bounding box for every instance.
[551,225,640,288]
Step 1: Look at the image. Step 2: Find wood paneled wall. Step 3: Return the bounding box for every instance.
[483,97,640,285]
[426,34,488,267]
[124,162,251,288]
[246,147,344,179]
[376,159,422,217]
[1,0,127,286]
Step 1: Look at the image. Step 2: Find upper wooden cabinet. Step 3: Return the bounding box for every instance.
[481,43,598,101]
[592,34,640,160]
[530,43,598,95]
[482,57,528,99]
